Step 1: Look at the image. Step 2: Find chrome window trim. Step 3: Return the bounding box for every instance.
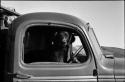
[14,76,97,81]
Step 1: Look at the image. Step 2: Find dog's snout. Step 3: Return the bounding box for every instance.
[62,38,67,42]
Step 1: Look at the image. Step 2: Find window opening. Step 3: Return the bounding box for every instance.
[23,26,88,64]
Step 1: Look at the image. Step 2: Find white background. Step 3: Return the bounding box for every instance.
[2,1,124,49]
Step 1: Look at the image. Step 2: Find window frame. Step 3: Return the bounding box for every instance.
[19,22,92,69]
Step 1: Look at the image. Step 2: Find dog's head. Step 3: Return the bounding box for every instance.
[53,31,75,47]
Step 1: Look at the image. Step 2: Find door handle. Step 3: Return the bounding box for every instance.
[93,69,97,76]
[8,72,31,79]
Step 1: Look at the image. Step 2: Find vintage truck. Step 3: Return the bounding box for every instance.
[1,6,125,82]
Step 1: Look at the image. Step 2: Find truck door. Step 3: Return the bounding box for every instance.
[12,23,97,82]
[87,24,115,82]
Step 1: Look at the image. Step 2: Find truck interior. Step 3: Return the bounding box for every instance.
[23,25,89,64]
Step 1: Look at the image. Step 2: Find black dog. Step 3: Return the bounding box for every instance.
[51,31,75,63]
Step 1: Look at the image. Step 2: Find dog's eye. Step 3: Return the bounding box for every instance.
[65,33,69,38]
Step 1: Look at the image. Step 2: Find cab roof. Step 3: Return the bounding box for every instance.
[13,12,87,28]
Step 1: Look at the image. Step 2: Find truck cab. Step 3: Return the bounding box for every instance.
[1,6,125,82]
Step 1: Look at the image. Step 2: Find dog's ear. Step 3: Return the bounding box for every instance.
[51,32,58,43]
[70,35,75,43]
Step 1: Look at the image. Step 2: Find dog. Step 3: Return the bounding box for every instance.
[51,31,75,63]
